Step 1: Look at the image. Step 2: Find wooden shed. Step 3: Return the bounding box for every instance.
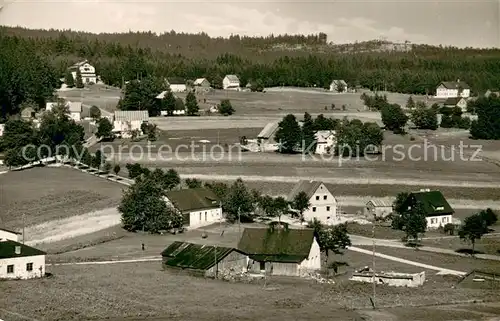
[161,241,248,278]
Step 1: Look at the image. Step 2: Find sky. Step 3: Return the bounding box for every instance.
[0,0,498,48]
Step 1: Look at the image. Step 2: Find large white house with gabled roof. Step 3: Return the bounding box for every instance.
[223,75,240,90]
[287,180,339,225]
[435,80,470,98]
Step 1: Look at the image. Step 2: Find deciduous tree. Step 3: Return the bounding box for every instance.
[291,191,311,222]
[89,105,101,121]
[185,178,202,188]
[96,117,113,139]
[225,178,254,223]
[459,213,489,255]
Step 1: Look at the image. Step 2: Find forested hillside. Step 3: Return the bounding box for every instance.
[2,26,500,119]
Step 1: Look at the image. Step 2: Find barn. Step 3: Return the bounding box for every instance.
[237,222,321,277]
[161,241,248,278]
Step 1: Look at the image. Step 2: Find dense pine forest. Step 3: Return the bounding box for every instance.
[2,26,500,119]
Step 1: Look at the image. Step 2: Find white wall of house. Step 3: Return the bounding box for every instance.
[0,230,20,242]
[223,77,240,90]
[426,215,452,229]
[70,112,81,122]
[298,238,321,271]
[303,183,338,225]
[188,207,222,229]
[170,84,187,92]
[436,86,470,99]
[0,254,45,280]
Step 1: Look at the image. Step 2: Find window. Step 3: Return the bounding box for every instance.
[26,263,33,271]
[431,218,436,224]
[324,195,327,200]
[326,206,330,211]
[205,212,207,221]
[312,207,316,212]
[259,261,265,271]
[442,217,448,223]
[199,213,201,221]
[316,196,319,200]
[7,265,14,273]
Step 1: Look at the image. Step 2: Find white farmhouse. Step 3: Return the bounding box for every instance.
[314,130,336,154]
[69,60,98,85]
[435,80,470,98]
[223,75,240,90]
[166,78,187,93]
[287,180,339,225]
[329,79,348,93]
[400,189,454,229]
[0,227,21,242]
[45,101,82,122]
[165,188,222,230]
[238,223,321,277]
[113,110,149,138]
[0,240,46,280]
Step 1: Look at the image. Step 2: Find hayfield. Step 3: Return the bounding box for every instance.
[421,235,500,256]
[0,167,124,230]
[1,260,499,321]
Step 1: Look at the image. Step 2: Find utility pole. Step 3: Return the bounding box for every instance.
[372,216,376,308]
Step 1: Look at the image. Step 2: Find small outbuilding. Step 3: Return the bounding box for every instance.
[238,222,321,277]
[364,199,393,219]
[161,241,248,278]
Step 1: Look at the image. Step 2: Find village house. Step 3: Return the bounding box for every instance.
[443,97,468,113]
[256,122,279,152]
[46,101,82,122]
[287,180,339,225]
[364,199,393,219]
[329,80,348,93]
[193,78,211,88]
[0,239,46,280]
[21,106,36,121]
[0,227,21,242]
[314,130,336,154]
[400,189,454,229]
[161,241,248,278]
[166,78,187,93]
[112,110,149,138]
[223,75,240,90]
[238,222,321,277]
[164,188,222,229]
[69,60,97,85]
[435,80,470,98]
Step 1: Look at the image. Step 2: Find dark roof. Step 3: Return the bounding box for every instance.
[287,180,330,202]
[165,188,220,213]
[439,81,470,90]
[161,241,240,270]
[407,190,454,217]
[0,240,46,259]
[443,97,464,105]
[167,77,186,85]
[237,223,315,263]
[0,227,21,235]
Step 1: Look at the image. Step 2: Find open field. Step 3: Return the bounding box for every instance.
[355,245,500,273]
[1,260,499,321]
[58,85,121,113]
[421,235,500,256]
[0,167,124,229]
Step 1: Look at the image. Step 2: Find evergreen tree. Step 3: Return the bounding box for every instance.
[470,95,500,139]
[406,96,415,109]
[301,112,316,153]
[219,99,234,116]
[161,88,177,116]
[185,91,199,116]
[275,114,301,153]
[75,68,84,88]
[65,70,75,88]
[381,103,408,133]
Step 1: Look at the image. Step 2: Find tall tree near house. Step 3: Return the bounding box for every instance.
[89,105,101,121]
[459,213,489,256]
[275,114,301,153]
[381,103,408,133]
[96,117,113,140]
[301,112,316,154]
[470,95,500,140]
[65,70,75,88]
[185,91,199,116]
[291,191,311,223]
[225,178,255,223]
[75,68,84,88]
[162,88,177,116]
[307,219,351,261]
[164,168,181,190]
[393,201,427,244]
[119,175,183,233]
[336,82,346,93]
[273,196,289,223]
[260,195,279,220]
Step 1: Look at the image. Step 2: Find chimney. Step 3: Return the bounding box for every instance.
[15,245,21,255]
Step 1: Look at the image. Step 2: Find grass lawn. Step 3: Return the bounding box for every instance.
[1,261,499,321]
[356,245,500,273]
[0,167,124,229]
